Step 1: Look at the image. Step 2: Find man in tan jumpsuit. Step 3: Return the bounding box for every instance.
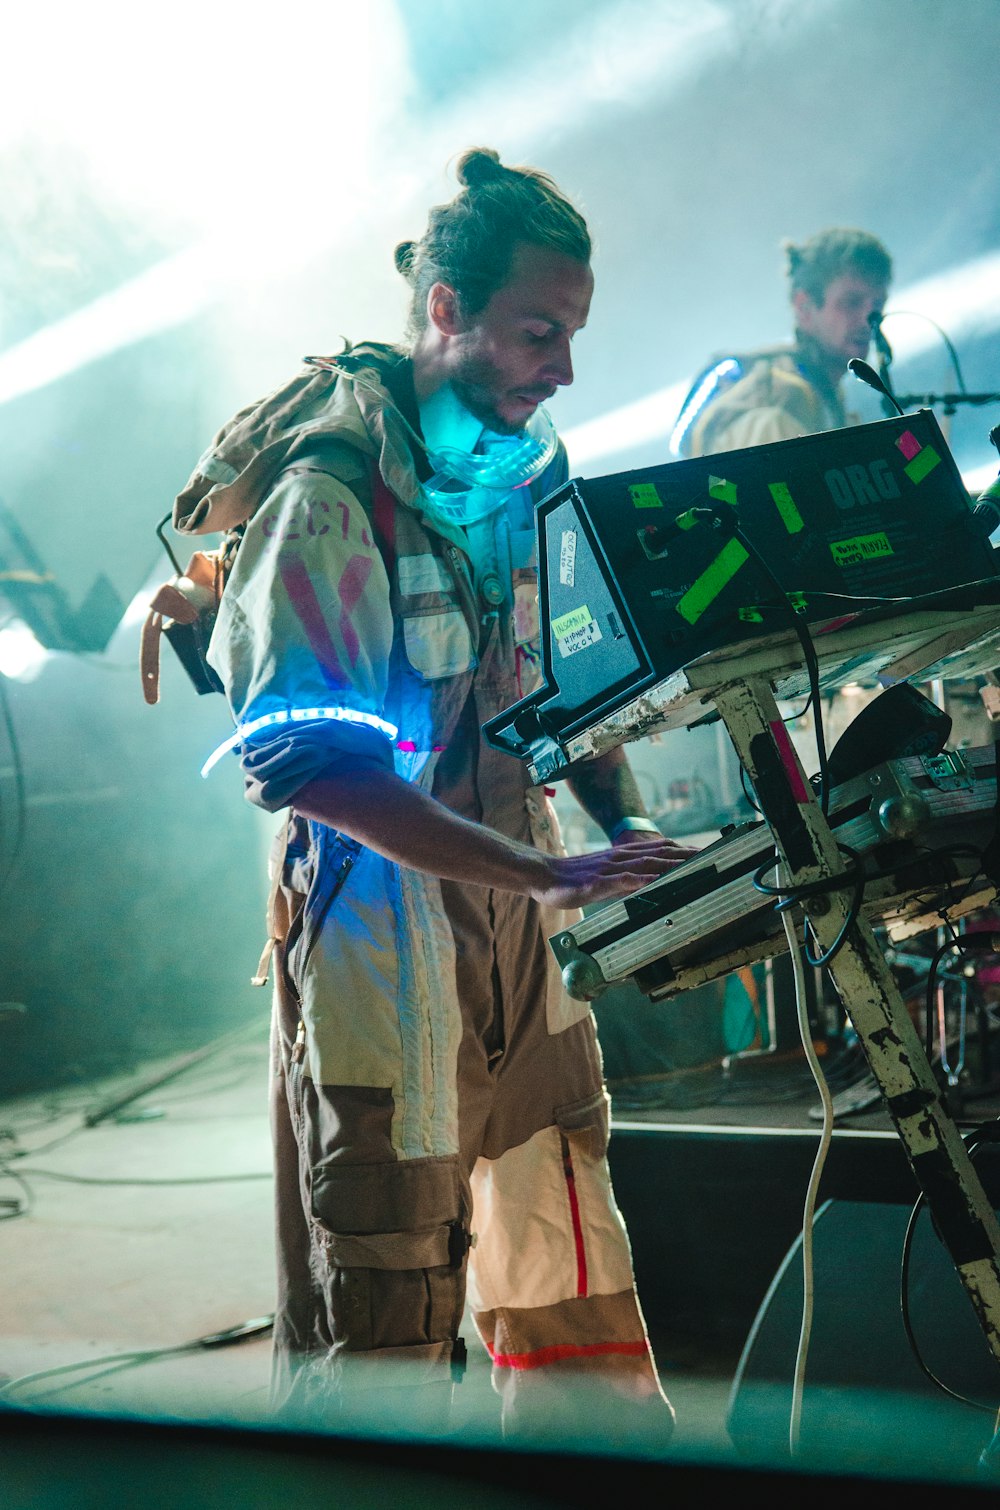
[183,147,695,1438]
[673,227,893,458]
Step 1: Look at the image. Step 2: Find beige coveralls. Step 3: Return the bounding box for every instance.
[199,347,670,1431]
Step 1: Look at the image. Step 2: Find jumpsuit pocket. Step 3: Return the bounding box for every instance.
[310,1153,465,1270]
[402,608,475,680]
[554,1088,611,1163]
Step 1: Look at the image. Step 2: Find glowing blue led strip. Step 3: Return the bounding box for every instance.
[668,358,741,457]
[201,706,399,778]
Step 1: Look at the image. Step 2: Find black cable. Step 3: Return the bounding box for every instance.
[7,1166,272,1187]
[0,667,27,900]
[783,691,814,724]
[753,828,988,973]
[733,525,830,813]
[740,762,761,813]
[883,309,969,396]
[0,1158,274,1226]
[752,844,867,970]
[930,924,978,1069]
[0,1315,275,1403]
[0,1165,33,1221]
[803,856,866,969]
[899,1121,1000,1415]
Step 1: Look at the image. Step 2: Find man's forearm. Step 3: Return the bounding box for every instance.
[289,760,691,912]
[293,764,546,892]
[564,746,655,839]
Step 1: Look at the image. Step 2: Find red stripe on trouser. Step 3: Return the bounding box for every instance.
[486,1340,649,1371]
[562,1140,588,1298]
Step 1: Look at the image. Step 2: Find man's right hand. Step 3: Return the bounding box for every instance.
[293,765,699,907]
[531,834,698,911]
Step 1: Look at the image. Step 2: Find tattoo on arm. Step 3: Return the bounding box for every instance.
[565,747,649,840]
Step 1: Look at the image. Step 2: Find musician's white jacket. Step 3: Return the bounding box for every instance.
[204,344,670,1431]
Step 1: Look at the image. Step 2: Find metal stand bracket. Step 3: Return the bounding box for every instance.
[713,674,1000,1366]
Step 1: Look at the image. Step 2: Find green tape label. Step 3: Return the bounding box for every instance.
[676,538,749,624]
[629,482,663,509]
[904,446,941,484]
[708,476,738,506]
[768,481,804,534]
[830,532,894,567]
[551,605,594,639]
[738,592,806,623]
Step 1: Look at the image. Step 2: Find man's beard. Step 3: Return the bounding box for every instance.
[449,355,526,437]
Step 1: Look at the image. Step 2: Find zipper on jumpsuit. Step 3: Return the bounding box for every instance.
[442,539,510,1072]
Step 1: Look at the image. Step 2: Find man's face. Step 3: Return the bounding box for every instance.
[441,241,594,434]
[793,271,890,370]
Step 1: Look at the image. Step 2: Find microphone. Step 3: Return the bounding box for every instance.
[867,312,898,417]
[869,311,893,369]
[848,357,905,417]
[971,423,1000,537]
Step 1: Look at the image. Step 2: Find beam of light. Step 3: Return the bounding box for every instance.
[0,1,409,224]
[882,252,1000,363]
[562,380,689,472]
[966,460,999,497]
[561,249,1000,476]
[0,620,51,682]
[0,0,835,410]
[0,245,230,407]
[0,0,410,405]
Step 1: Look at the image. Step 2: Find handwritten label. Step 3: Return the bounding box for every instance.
[551,605,593,639]
[557,618,603,658]
[830,532,894,567]
[559,529,577,587]
[629,482,663,509]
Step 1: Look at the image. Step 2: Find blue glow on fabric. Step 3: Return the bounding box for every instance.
[668,358,742,457]
[201,705,399,778]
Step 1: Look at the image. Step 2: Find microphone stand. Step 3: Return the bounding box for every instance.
[893,391,1000,417]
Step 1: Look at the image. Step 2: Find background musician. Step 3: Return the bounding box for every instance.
[676,227,893,458]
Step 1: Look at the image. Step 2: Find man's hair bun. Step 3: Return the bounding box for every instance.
[397,147,590,341]
[456,147,504,189]
[393,240,417,277]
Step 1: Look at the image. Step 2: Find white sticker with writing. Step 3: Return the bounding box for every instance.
[557,618,603,658]
[559,529,577,587]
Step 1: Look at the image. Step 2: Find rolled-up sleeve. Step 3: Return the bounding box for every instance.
[207,466,395,811]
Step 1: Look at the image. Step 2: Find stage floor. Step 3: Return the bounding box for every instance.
[2,1025,999,1497]
[0,1027,734,1457]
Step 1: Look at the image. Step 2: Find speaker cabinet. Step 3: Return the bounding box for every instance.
[727,1195,1000,1470]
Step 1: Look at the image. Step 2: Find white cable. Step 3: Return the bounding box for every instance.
[781,898,835,1459]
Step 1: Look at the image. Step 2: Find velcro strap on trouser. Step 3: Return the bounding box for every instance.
[318,1224,454,1270]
